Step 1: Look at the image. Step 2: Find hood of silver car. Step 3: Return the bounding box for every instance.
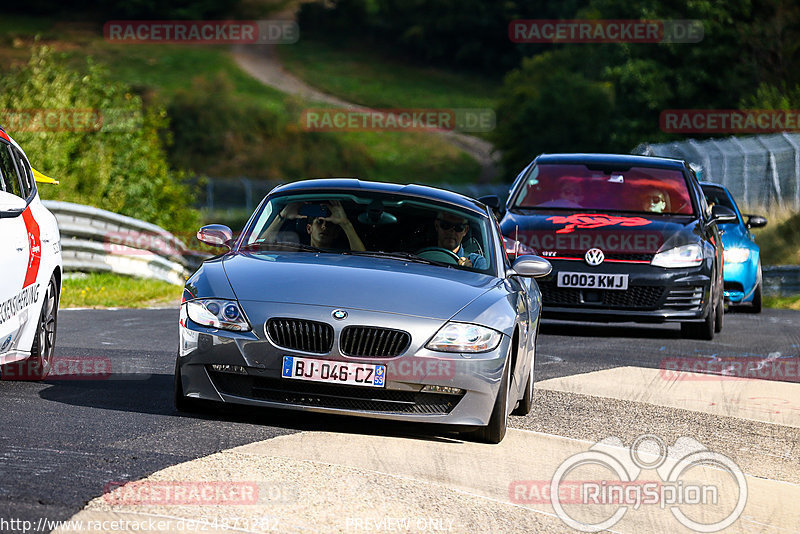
[222,251,499,320]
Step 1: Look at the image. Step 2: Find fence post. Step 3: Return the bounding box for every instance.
[781,132,800,210]
[709,139,727,187]
[729,136,749,206]
[241,177,254,213]
[755,137,783,209]
[206,178,214,212]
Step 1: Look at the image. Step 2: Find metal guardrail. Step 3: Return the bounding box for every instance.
[43,200,207,285]
[763,266,800,297]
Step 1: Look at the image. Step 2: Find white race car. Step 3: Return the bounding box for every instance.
[0,127,62,380]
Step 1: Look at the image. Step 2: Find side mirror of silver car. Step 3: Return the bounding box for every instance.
[197,224,233,248]
[509,255,552,278]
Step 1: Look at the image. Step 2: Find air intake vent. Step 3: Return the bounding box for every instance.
[266,318,333,354]
[664,287,704,309]
[340,326,410,358]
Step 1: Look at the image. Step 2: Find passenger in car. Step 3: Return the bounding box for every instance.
[640,187,671,213]
[434,212,488,268]
[263,200,366,251]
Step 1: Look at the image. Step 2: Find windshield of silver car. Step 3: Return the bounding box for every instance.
[240,192,495,273]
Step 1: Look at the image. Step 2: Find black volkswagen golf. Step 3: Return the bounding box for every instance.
[498,154,737,340]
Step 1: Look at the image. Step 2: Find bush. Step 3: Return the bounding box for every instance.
[0,46,200,235]
[166,72,372,180]
[492,51,618,176]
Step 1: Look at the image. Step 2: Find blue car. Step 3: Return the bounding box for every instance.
[700,182,767,313]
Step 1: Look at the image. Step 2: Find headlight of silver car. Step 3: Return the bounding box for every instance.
[185,298,251,332]
[723,247,750,264]
[426,322,502,353]
[651,244,704,268]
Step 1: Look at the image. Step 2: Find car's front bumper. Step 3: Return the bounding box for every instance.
[177,302,510,427]
[723,260,758,304]
[536,259,713,323]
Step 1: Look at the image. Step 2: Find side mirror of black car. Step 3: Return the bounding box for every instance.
[709,205,737,225]
[478,195,504,218]
[745,214,768,229]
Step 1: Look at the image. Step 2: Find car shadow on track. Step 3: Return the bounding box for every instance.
[37,373,470,444]
[540,320,683,339]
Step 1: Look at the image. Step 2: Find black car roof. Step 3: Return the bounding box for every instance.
[268,178,489,215]
[534,153,689,171]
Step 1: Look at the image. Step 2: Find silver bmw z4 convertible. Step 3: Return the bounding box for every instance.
[175,179,551,443]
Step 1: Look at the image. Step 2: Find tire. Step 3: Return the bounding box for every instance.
[747,283,762,314]
[511,365,533,416]
[714,295,724,333]
[512,324,537,417]
[173,356,205,413]
[471,358,511,444]
[681,302,715,341]
[1,275,58,381]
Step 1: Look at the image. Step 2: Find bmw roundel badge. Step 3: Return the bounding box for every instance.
[332,309,348,320]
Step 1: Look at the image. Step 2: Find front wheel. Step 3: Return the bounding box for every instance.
[681,302,715,340]
[1,275,58,381]
[714,296,724,333]
[471,359,511,444]
[173,357,206,413]
[747,283,762,314]
[511,364,533,416]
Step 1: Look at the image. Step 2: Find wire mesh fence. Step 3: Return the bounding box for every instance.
[634,133,800,210]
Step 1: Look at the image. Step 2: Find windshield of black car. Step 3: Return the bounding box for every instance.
[239,192,495,274]
[511,164,696,216]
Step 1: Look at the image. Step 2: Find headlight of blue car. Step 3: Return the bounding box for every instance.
[723,248,750,263]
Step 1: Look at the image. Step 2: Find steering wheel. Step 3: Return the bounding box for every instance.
[415,247,460,265]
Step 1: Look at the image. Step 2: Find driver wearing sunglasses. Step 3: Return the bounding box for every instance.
[434,213,488,269]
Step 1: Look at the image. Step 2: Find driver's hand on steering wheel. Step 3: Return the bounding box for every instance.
[458,257,473,267]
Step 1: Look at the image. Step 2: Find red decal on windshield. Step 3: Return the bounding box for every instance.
[21,207,41,288]
[547,213,652,234]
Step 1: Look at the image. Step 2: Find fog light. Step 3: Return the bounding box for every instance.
[210,364,247,374]
[421,385,464,395]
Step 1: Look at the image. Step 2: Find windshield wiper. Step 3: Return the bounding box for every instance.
[240,241,325,253]
[347,250,446,266]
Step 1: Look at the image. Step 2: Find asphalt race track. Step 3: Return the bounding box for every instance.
[1,308,799,533]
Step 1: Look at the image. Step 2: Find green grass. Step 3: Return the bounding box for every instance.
[61,272,181,309]
[79,40,480,183]
[763,295,800,310]
[279,38,499,110]
[752,210,800,265]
